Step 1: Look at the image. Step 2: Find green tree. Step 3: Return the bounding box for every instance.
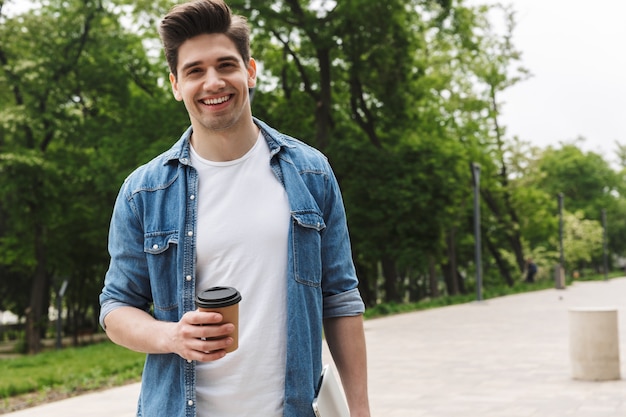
[0,0,186,352]
[227,0,466,303]
[231,0,538,302]
[411,1,533,289]
[537,142,619,219]
[559,211,603,272]
[535,143,621,271]
[463,4,530,284]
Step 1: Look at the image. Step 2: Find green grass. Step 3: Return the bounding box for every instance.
[0,340,144,400]
[364,271,624,319]
[364,280,552,319]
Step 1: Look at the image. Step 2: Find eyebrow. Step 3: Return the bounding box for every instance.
[180,55,241,74]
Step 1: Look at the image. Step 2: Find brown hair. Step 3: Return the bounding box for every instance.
[158,0,251,78]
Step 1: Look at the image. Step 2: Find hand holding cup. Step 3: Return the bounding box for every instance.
[195,287,242,353]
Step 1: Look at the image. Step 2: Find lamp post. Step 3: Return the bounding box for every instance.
[602,209,608,281]
[55,279,69,350]
[471,162,482,301]
[558,193,564,267]
[556,193,565,289]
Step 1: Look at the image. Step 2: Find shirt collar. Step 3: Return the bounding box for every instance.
[162,118,293,166]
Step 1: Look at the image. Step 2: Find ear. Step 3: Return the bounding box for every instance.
[169,73,183,101]
[247,58,257,88]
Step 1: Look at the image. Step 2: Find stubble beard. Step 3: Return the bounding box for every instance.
[195,98,250,134]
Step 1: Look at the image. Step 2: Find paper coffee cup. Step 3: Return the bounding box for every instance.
[195,287,242,353]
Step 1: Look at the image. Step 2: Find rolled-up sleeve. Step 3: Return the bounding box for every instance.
[323,288,365,318]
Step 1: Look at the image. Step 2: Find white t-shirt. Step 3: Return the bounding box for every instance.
[190,132,290,417]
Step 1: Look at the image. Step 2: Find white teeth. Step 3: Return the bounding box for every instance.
[203,96,230,105]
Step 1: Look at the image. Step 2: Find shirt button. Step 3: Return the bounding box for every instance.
[187,231,193,237]
[190,194,195,200]
[185,275,192,281]
[188,400,193,406]
[152,244,158,250]
[187,359,192,363]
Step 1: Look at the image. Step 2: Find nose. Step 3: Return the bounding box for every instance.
[203,68,226,91]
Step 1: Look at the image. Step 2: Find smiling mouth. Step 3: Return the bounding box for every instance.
[202,95,231,105]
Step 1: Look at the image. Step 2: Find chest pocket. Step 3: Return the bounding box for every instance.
[144,231,180,318]
[144,231,178,254]
[291,211,325,287]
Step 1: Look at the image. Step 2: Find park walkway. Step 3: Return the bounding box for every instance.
[5,277,626,416]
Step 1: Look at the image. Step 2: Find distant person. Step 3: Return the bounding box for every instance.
[98,1,370,416]
[525,258,537,283]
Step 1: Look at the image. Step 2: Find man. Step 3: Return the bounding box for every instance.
[98,1,370,416]
[525,258,537,283]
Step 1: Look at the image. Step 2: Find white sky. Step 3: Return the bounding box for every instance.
[468,0,626,163]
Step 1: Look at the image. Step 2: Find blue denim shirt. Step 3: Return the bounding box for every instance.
[99,118,365,417]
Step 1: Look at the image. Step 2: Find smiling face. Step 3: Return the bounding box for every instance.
[170,33,256,140]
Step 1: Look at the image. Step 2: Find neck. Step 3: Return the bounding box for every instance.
[190,119,259,162]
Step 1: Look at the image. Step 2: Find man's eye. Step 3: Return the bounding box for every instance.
[187,68,201,75]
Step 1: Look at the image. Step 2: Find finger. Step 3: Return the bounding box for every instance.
[182,310,223,325]
[183,337,234,361]
[180,322,234,342]
[181,348,227,363]
[197,323,235,340]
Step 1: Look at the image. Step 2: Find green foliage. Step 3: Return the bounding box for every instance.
[510,141,621,270]
[0,0,189,350]
[332,128,467,267]
[536,144,619,219]
[559,211,603,268]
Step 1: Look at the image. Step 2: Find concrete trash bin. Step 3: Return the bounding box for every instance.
[569,307,620,381]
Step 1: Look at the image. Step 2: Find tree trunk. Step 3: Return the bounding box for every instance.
[487,86,526,273]
[485,235,514,286]
[407,271,422,302]
[481,189,525,272]
[381,256,401,303]
[26,222,47,354]
[456,269,467,294]
[315,47,332,151]
[442,228,459,296]
[428,256,439,298]
[354,259,377,308]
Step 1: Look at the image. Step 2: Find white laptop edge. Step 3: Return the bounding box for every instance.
[312,364,350,417]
